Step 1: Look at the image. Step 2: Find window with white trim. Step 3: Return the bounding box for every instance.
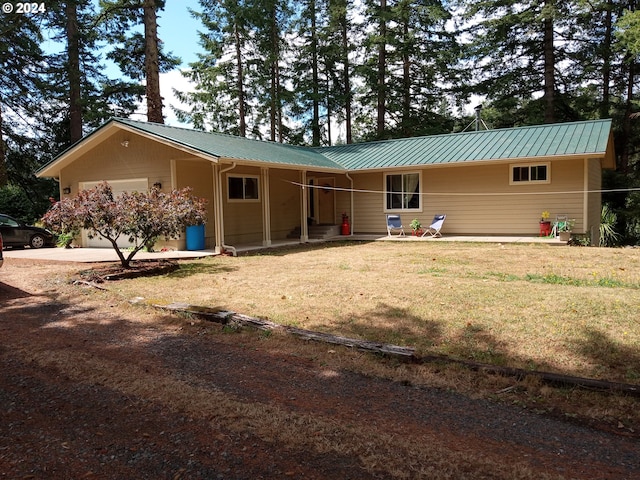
[385,172,421,211]
[228,175,259,201]
[510,163,550,184]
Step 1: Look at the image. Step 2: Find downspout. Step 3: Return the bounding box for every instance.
[217,162,238,256]
[345,172,354,236]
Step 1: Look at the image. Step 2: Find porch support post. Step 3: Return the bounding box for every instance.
[212,164,225,254]
[261,167,272,246]
[300,170,308,242]
[346,172,354,236]
[170,159,177,190]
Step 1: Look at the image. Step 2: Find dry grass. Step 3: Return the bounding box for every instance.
[108,240,640,428]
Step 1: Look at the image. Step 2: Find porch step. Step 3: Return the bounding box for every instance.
[287,224,340,239]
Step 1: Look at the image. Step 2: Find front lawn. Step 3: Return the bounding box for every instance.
[114,241,640,384]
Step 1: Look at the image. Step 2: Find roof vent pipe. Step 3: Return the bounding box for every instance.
[460,104,489,132]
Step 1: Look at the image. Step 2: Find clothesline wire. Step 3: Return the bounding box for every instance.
[286,180,640,197]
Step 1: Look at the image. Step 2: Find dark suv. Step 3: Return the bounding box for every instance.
[0,233,4,267]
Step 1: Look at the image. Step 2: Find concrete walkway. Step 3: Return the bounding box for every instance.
[3,235,566,263]
[2,247,218,263]
[2,234,566,263]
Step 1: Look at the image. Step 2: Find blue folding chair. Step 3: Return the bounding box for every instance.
[386,214,405,236]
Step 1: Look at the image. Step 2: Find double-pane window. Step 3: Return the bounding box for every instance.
[385,173,420,210]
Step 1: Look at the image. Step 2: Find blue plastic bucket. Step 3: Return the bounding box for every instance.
[186,224,205,250]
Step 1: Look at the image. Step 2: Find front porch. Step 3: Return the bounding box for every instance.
[2,234,568,263]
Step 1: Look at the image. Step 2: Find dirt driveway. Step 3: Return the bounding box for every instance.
[0,258,638,479]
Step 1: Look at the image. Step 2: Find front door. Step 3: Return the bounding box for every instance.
[316,177,335,225]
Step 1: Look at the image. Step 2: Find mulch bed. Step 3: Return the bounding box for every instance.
[77,260,179,283]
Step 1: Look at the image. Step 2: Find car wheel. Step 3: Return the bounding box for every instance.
[30,234,46,249]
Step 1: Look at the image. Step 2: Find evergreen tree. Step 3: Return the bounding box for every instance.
[99,0,180,123]
[175,0,254,136]
[251,0,294,142]
[291,0,324,145]
[0,11,46,186]
[358,0,455,140]
[324,0,355,144]
[458,0,574,125]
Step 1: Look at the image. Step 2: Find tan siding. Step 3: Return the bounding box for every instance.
[335,175,352,225]
[587,158,602,244]
[222,165,263,244]
[59,131,181,197]
[269,169,302,240]
[352,172,386,233]
[176,160,215,248]
[351,160,588,235]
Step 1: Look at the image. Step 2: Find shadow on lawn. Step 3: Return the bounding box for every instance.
[568,328,640,382]
[338,302,443,350]
[167,262,237,279]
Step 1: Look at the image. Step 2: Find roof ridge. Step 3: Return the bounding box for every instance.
[113,117,318,153]
[316,119,613,151]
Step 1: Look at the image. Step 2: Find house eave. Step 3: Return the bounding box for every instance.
[36,119,221,179]
[342,153,607,174]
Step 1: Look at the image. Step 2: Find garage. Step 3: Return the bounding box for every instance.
[81,178,149,248]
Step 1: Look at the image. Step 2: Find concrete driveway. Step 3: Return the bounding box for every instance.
[1,247,217,263]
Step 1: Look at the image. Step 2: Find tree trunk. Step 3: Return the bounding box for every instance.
[340,2,352,144]
[376,0,387,137]
[310,0,321,147]
[543,0,555,123]
[67,0,83,143]
[0,105,6,187]
[402,20,411,137]
[234,23,246,137]
[620,61,634,173]
[144,0,163,124]
[600,1,613,119]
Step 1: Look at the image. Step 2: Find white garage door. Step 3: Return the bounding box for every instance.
[81,179,149,248]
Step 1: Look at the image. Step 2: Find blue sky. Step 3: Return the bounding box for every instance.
[156,0,203,68]
[149,0,203,125]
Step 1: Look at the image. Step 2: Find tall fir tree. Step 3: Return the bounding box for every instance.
[458,0,574,125]
[99,0,180,123]
[175,0,256,136]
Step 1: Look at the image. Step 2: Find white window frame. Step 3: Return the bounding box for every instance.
[509,162,551,185]
[227,174,260,202]
[383,171,423,212]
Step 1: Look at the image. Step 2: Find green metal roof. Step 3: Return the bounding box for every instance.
[114,118,343,170]
[317,119,613,170]
[39,118,613,178]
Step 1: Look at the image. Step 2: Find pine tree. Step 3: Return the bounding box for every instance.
[459,0,574,125]
[0,12,45,186]
[99,0,180,123]
[175,0,255,136]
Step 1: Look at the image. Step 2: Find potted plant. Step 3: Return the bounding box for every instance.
[557,218,575,242]
[539,211,551,237]
[410,218,423,236]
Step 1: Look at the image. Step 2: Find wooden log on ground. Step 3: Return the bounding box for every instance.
[416,354,640,397]
[156,302,415,359]
[156,302,640,396]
